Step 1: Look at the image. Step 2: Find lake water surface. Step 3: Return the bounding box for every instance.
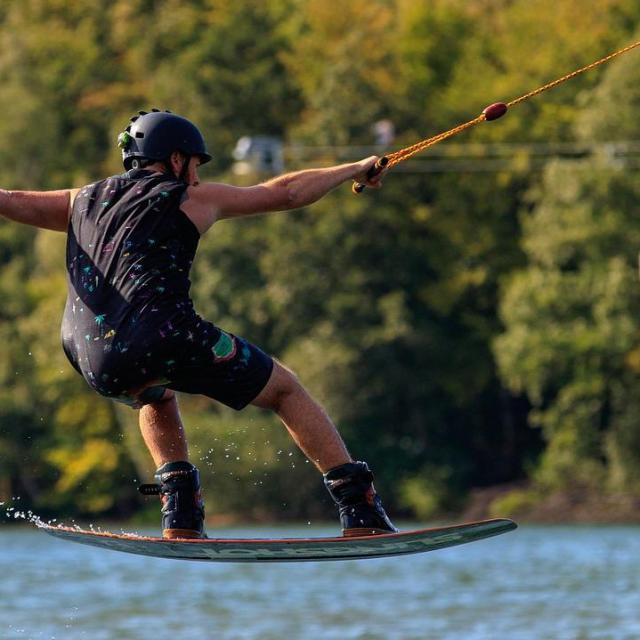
[1,523,638,639]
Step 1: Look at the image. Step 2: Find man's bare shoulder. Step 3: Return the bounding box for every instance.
[180,181,284,233]
[179,183,222,235]
[68,187,81,213]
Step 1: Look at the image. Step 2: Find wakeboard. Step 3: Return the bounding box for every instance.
[38,518,517,563]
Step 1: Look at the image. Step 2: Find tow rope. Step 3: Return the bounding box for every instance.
[353,39,640,193]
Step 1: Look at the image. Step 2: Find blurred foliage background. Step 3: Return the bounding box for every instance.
[2,0,640,524]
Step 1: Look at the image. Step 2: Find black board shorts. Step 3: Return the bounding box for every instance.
[63,318,274,411]
[159,326,275,411]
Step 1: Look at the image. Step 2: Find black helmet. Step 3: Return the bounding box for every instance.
[118,109,212,170]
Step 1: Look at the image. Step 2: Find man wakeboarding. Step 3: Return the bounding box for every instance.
[0,110,396,539]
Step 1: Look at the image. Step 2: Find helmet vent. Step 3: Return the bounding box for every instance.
[135,131,145,138]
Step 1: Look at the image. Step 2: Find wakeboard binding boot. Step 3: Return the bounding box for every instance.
[139,461,206,539]
[324,461,398,537]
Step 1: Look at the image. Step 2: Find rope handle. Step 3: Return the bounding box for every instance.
[351,39,640,195]
[352,156,389,194]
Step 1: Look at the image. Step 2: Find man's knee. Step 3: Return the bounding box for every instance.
[157,388,177,403]
[252,361,301,411]
[139,388,176,411]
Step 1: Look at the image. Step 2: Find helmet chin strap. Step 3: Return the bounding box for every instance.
[162,159,173,175]
[179,155,192,183]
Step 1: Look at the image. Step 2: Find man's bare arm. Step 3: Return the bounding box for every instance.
[0,189,76,232]
[181,157,384,234]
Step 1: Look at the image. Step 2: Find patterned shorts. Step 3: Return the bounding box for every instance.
[63,318,274,411]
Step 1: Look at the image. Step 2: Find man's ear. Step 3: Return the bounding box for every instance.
[169,151,185,174]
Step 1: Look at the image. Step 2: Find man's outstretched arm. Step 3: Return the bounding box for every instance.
[182,157,385,233]
[0,189,75,232]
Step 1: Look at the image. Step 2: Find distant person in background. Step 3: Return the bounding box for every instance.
[0,110,396,539]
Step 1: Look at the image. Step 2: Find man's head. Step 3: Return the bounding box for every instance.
[158,152,203,187]
[118,109,211,183]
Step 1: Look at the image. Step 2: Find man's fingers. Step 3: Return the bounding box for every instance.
[352,156,388,194]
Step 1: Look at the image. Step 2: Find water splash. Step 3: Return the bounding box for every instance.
[1,496,98,534]
[1,496,158,539]
[2,497,50,529]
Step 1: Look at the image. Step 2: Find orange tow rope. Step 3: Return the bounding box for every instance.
[353,39,640,194]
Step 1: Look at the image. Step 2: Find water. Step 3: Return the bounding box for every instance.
[1,524,638,640]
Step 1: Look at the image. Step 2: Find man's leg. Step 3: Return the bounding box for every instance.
[138,389,204,539]
[137,362,350,472]
[251,361,352,473]
[138,389,189,467]
[252,360,397,535]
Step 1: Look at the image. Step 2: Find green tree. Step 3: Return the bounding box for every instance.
[495,45,640,495]
[283,0,398,145]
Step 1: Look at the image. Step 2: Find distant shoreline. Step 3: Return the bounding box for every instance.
[461,484,640,524]
[3,483,640,528]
